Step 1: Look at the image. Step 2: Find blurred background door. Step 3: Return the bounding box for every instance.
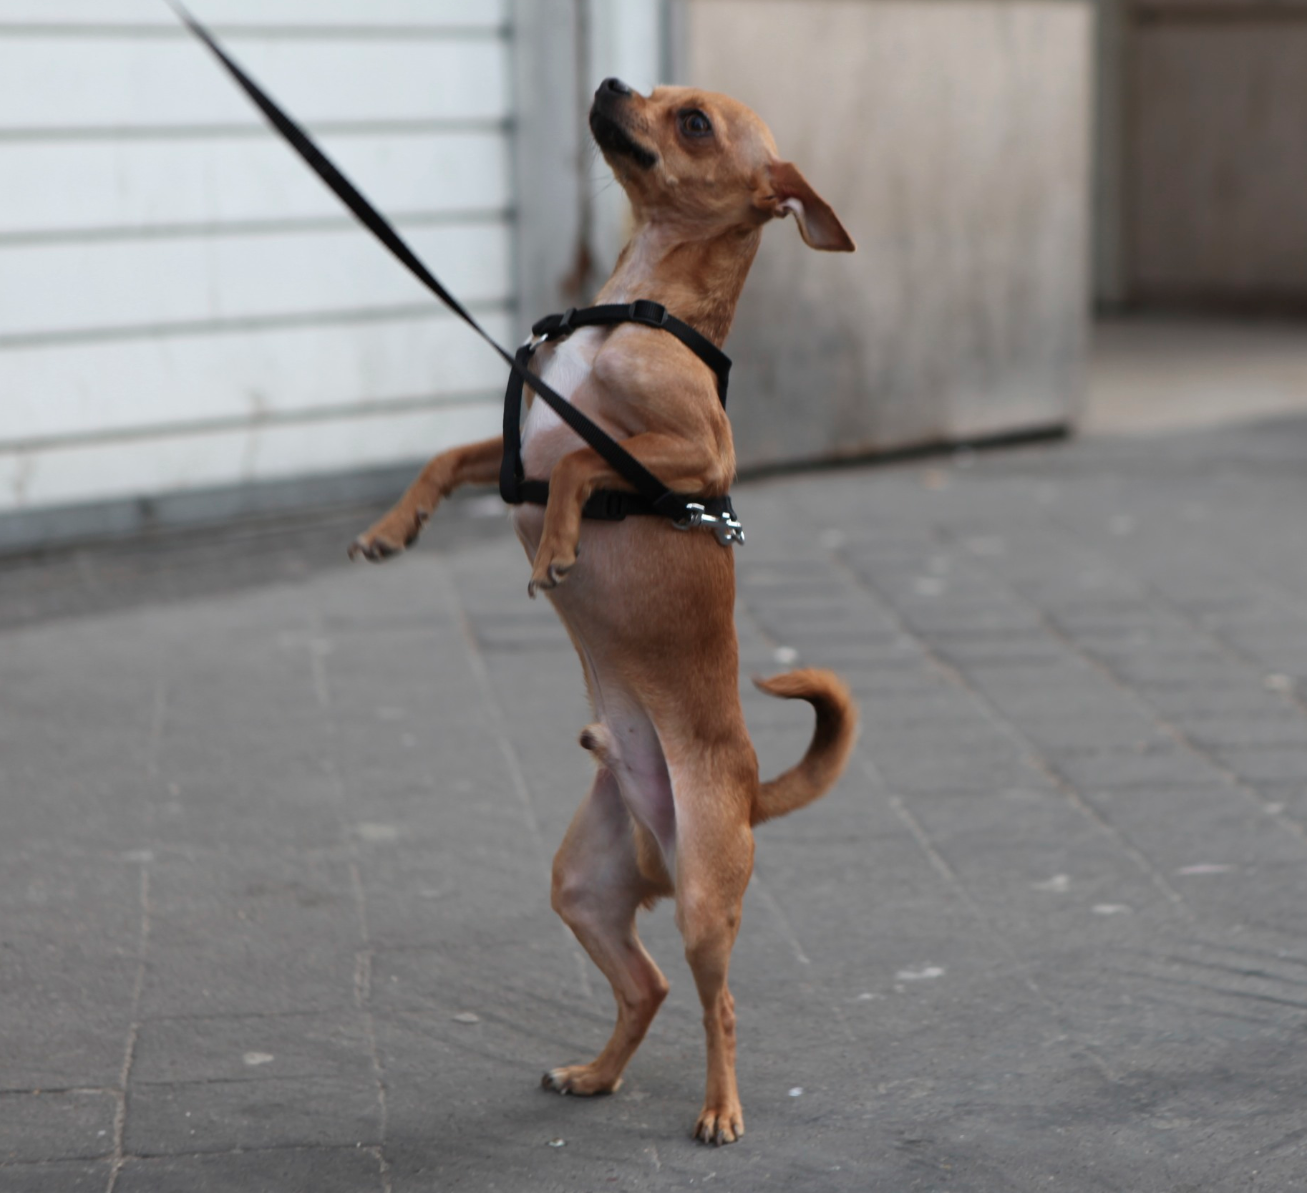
[1102,0,1307,310]
[1090,0,1307,433]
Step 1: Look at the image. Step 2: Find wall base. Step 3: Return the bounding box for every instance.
[0,461,423,558]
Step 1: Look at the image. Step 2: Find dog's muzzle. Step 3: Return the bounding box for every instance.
[590,83,657,170]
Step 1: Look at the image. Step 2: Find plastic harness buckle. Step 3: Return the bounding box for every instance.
[628,299,669,328]
[530,308,576,343]
[593,490,631,521]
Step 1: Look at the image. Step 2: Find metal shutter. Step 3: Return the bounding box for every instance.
[0,0,514,524]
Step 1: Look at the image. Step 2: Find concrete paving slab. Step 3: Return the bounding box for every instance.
[123,1075,383,1157]
[140,855,361,1020]
[130,1013,374,1087]
[0,1161,108,1193]
[114,1147,384,1193]
[0,857,142,1091]
[0,1090,116,1164]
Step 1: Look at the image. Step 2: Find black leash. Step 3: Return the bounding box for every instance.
[169,1,739,538]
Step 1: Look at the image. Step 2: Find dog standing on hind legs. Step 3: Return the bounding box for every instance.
[350,78,858,1145]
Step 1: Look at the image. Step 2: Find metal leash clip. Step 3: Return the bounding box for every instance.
[673,503,746,548]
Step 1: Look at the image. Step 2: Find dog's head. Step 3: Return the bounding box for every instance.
[590,78,854,253]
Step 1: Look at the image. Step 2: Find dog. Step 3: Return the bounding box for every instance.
[349,78,857,1145]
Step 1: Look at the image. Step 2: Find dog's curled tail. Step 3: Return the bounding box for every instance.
[751,669,858,826]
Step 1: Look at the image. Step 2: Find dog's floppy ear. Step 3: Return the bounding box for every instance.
[757,160,855,252]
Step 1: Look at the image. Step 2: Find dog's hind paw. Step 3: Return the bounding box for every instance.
[693,1103,745,1146]
[542,1064,621,1097]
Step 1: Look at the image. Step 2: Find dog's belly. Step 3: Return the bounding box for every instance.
[594,695,678,873]
[516,506,754,884]
[512,510,677,864]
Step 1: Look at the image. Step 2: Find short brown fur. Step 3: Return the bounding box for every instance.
[350,80,857,1145]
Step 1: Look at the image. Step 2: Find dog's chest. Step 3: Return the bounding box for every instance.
[519,329,605,478]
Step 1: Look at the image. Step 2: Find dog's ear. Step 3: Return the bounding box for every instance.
[757,160,855,252]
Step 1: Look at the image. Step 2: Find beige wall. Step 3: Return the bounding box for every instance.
[677,0,1094,466]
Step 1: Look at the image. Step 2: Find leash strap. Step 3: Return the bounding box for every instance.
[171,1,719,524]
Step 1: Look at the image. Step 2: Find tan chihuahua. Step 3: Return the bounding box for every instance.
[350,78,857,1145]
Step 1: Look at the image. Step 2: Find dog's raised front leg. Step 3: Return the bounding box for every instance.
[349,435,503,562]
[544,763,671,1096]
[527,432,723,596]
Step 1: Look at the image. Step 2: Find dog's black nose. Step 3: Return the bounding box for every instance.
[601,77,633,97]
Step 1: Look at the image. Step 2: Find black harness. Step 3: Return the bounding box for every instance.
[501,301,744,544]
[174,4,744,547]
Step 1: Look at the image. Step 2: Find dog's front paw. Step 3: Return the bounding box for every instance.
[542,1064,621,1097]
[526,544,577,598]
[693,1101,745,1146]
[347,505,432,563]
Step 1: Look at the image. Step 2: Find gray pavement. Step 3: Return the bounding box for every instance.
[4,418,1307,1192]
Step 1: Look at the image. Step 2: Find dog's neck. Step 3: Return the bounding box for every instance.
[594,219,763,348]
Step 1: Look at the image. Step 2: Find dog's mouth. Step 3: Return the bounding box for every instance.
[589,108,658,171]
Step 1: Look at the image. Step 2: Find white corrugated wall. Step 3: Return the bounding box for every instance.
[0,0,514,528]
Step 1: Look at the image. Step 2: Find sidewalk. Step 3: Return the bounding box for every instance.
[1089,315,1307,435]
[3,416,1307,1192]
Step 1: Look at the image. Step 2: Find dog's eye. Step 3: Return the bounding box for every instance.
[679,109,713,139]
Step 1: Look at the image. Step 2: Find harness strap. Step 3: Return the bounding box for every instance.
[532,301,731,403]
[501,302,733,519]
[516,480,738,526]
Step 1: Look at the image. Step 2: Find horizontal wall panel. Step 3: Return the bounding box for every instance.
[0,133,510,237]
[0,221,512,341]
[2,312,515,446]
[0,399,503,513]
[0,38,508,132]
[0,1,509,31]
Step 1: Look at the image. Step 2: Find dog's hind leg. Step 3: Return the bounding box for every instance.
[544,765,671,1096]
[672,759,756,1145]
